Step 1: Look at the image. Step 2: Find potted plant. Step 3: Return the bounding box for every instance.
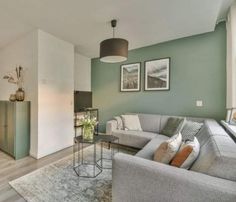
[80,116,97,141]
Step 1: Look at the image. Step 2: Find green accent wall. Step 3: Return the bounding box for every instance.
[92,23,226,131]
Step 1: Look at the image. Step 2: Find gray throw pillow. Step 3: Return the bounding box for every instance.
[161,117,185,137]
[181,121,203,142]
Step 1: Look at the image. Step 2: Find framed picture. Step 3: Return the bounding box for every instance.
[227,108,236,125]
[120,62,141,92]
[144,57,170,91]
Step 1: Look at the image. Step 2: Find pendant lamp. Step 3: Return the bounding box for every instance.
[100,19,128,63]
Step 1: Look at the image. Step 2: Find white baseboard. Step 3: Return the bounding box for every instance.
[29,151,38,159]
[36,143,73,159]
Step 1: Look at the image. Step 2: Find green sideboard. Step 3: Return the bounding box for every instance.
[0,101,30,160]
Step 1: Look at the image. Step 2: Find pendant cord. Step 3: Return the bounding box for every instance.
[111,19,117,38]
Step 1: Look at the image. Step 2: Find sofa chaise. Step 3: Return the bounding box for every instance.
[106,113,236,202]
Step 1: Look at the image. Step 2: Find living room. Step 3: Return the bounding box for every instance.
[0,0,236,202]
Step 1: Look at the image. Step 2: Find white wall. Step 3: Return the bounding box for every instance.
[74,53,91,91]
[226,3,236,109]
[0,30,39,156]
[0,29,75,159]
[37,30,74,158]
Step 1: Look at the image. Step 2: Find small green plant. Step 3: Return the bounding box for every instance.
[80,116,97,128]
[80,116,97,140]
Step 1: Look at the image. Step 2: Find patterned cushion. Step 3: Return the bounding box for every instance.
[181,121,203,141]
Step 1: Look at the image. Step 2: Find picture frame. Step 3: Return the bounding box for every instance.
[227,108,236,125]
[144,57,170,91]
[120,62,141,92]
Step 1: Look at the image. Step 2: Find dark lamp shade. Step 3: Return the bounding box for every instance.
[100,38,128,63]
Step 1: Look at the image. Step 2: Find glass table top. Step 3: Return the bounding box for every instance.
[74,133,119,144]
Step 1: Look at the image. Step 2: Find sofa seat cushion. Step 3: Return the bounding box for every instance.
[135,135,169,160]
[112,130,158,149]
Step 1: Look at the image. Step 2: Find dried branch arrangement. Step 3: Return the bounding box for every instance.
[3,66,24,89]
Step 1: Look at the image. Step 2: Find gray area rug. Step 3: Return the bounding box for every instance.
[9,145,135,202]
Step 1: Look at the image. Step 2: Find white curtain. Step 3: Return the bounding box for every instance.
[227,3,236,109]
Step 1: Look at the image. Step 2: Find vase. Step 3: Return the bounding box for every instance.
[9,94,16,102]
[16,88,25,101]
[83,126,94,141]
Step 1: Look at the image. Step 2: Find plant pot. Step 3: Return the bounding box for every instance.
[16,88,25,101]
[83,126,94,141]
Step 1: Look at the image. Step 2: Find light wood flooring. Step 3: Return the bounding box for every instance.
[0,143,138,202]
[0,146,78,202]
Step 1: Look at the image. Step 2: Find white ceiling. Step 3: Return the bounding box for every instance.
[0,0,233,58]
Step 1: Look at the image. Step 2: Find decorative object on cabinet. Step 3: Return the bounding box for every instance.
[9,94,16,102]
[3,66,25,101]
[144,58,170,91]
[16,88,25,101]
[0,101,30,159]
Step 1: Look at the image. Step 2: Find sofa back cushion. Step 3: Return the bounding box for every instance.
[137,114,161,133]
[130,113,204,134]
[191,120,236,181]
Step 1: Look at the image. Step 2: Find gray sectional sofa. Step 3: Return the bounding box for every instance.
[106,113,236,202]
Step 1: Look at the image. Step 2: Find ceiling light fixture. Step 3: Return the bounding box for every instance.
[100,19,128,63]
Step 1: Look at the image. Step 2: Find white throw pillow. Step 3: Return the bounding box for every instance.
[121,114,142,131]
[113,116,123,130]
[171,137,200,169]
[154,133,182,164]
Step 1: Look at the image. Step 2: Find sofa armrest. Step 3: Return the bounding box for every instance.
[106,120,117,135]
[204,119,228,136]
[112,153,236,202]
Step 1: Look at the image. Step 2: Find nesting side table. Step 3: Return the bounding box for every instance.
[73,134,119,178]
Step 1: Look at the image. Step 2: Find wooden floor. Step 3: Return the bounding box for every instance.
[0,143,138,202]
[0,146,77,202]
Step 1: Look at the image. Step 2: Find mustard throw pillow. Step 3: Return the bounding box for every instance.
[171,137,200,169]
